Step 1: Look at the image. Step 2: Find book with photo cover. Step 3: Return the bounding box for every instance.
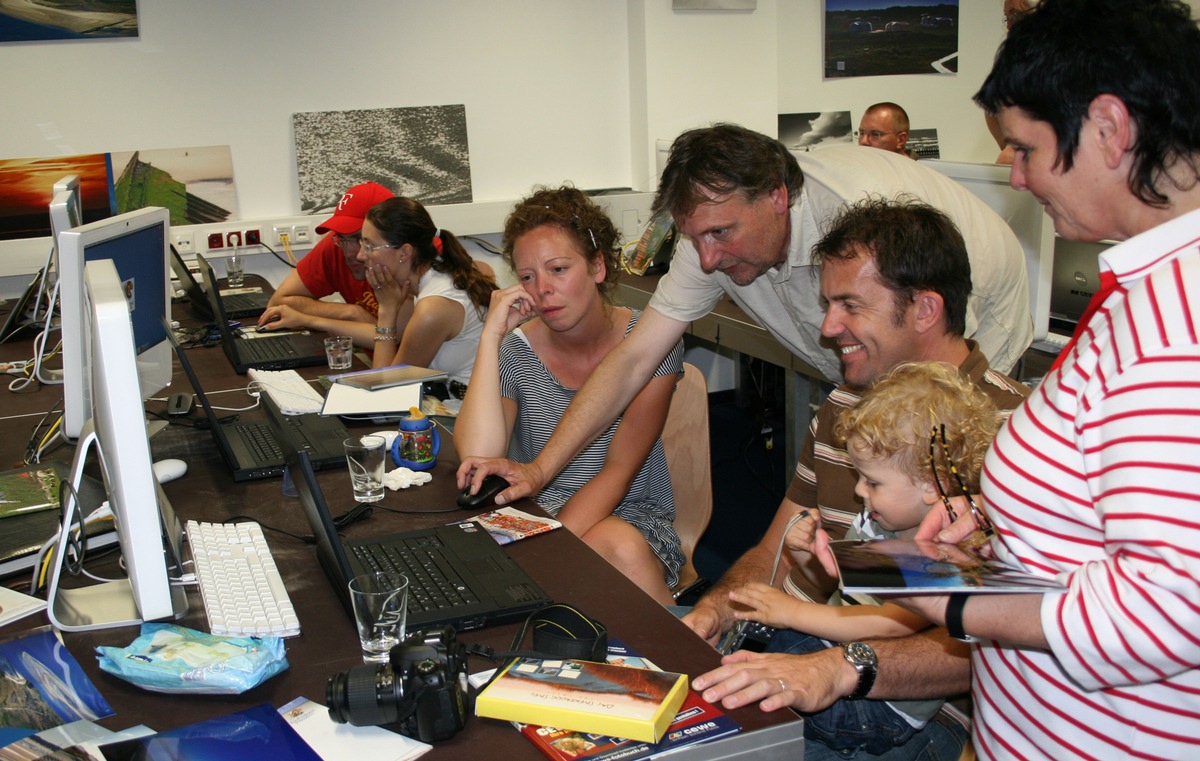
[831,538,1067,596]
[518,686,740,761]
[465,507,563,545]
[476,657,689,744]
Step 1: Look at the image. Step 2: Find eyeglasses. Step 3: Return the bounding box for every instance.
[854,130,897,140]
[358,240,401,255]
[929,424,994,537]
[333,234,362,252]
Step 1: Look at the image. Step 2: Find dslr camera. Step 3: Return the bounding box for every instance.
[327,626,469,743]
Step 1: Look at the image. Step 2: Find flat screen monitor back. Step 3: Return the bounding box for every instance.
[57,207,172,440]
[922,159,1056,344]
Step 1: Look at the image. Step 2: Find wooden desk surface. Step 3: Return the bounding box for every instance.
[0,317,803,757]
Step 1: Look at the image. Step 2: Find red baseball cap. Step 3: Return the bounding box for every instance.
[315,182,395,235]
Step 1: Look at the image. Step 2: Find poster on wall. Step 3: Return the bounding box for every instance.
[778,111,853,152]
[0,154,109,241]
[293,104,473,215]
[108,146,238,223]
[824,1,959,79]
[907,128,941,159]
[0,146,237,241]
[0,0,138,42]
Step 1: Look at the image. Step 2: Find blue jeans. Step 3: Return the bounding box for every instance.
[767,630,967,761]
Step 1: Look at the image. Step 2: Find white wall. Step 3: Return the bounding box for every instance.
[7,0,1189,292]
[778,3,1009,163]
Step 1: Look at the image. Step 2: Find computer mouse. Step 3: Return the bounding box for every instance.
[167,392,194,416]
[456,474,510,510]
[255,324,272,333]
[152,458,188,484]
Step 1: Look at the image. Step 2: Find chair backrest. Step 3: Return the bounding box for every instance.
[660,362,712,594]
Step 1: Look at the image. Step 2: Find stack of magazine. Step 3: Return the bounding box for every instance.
[0,464,116,579]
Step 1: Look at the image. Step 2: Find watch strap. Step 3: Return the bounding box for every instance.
[945,593,976,642]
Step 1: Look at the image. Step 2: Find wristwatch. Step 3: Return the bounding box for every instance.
[842,641,878,700]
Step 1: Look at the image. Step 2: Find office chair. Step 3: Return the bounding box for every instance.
[660,362,713,604]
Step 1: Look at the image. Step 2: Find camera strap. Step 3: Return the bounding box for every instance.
[467,602,608,663]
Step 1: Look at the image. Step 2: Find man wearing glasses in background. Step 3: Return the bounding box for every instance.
[857,102,915,159]
[258,181,395,344]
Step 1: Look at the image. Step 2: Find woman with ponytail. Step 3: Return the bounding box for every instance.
[360,197,496,391]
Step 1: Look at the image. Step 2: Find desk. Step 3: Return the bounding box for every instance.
[0,322,804,759]
[616,274,827,472]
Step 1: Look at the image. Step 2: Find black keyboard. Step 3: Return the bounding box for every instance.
[245,337,300,361]
[239,422,283,462]
[351,537,480,612]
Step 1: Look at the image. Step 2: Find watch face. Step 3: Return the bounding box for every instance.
[844,641,877,667]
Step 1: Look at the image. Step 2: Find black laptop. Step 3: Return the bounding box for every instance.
[195,253,327,374]
[284,447,552,632]
[171,247,268,320]
[166,323,348,481]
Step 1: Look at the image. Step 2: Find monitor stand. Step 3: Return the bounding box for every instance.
[45,423,188,632]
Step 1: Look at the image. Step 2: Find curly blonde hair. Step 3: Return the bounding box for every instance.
[832,361,1000,491]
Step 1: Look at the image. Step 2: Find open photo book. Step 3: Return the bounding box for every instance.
[830,538,1067,596]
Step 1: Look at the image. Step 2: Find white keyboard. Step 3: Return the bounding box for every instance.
[187,520,301,638]
[247,368,325,414]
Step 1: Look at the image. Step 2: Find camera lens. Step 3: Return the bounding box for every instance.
[327,663,402,727]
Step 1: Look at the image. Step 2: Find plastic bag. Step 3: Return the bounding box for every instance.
[95,623,289,694]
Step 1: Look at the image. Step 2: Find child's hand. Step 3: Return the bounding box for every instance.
[728,582,800,630]
[783,509,820,554]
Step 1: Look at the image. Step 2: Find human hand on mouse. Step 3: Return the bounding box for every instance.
[256,305,298,331]
[455,457,544,506]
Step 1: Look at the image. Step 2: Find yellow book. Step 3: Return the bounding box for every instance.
[475,657,689,744]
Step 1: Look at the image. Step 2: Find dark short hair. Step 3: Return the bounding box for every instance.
[812,196,972,336]
[502,185,621,303]
[651,124,802,219]
[976,0,1200,207]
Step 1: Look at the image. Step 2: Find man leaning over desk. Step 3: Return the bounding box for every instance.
[459,123,1031,502]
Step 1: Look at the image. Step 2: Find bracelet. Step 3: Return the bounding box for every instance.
[945,593,976,642]
[374,325,397,335]
[372,335,396,343]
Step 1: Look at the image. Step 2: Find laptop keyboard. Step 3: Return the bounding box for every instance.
[246,337,300,360]
[238,422,283,462]
[351,536,481,612]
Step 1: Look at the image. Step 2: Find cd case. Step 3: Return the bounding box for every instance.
[831,538,1066,596]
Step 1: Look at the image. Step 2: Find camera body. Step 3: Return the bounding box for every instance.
[327,626,469,743]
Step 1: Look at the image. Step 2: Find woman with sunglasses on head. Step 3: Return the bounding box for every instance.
[359,197,496,392]
[725,360,1000,757]
[454,185,685,606]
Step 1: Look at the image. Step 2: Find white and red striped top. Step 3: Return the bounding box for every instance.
[976,208,1200,760]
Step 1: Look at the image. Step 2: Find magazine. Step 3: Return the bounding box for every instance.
[0,465,61,519]
[465,507,562,545]
[831,538,1067,596]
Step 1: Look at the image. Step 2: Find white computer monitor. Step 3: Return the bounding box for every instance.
[46,259,188,632]
[57,207,172,440]
[922,159,1056,344]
